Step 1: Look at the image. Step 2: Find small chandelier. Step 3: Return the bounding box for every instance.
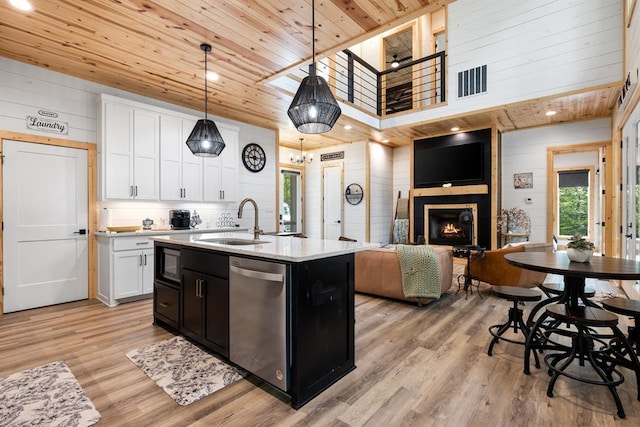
[287,0,341,134]
[291,138,313,165]
[185,43,226,157]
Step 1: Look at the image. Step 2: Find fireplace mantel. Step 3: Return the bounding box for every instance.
[413,184,488,197]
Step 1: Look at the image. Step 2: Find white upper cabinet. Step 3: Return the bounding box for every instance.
[99,94,240,203]
[160,115,202,201]
[101,96,159,200]
[203,124,239,202]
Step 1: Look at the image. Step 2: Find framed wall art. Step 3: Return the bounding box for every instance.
[514,172,533,189]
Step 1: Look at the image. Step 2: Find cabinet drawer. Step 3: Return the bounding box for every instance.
[154,283,179,326]
[113,236,152,251]
[181,248,229,278]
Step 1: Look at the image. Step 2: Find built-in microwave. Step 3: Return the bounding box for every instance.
[159,248,180,283]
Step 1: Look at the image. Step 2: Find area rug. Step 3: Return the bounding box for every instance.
[126,336,247,406]
[0,361,101,427]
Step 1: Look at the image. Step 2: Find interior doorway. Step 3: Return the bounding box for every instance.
[279,167,303,234]
[383,26,414,114]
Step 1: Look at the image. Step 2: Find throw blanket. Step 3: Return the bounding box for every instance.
[393,219,409,244]
[396,244,442,299]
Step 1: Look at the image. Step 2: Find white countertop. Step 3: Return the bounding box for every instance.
[94,227,246,238]
[151,232,380,262]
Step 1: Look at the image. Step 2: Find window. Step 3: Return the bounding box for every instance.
[557,169,590,237]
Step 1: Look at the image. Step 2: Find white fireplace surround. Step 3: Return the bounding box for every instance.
[424,203,478,246]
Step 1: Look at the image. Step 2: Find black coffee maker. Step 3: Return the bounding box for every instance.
[170,210,191,230]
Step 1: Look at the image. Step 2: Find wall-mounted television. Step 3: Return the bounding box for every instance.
[414,132,489,188]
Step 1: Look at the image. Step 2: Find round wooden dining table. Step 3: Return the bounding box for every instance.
[505,252,640,311]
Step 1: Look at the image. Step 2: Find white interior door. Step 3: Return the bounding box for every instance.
[323,165,343,239]
[3,140,88,313]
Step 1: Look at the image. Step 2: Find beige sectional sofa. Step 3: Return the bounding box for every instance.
[354,245,453,304]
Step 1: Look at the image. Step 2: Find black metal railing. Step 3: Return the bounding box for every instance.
[325,49,446,116]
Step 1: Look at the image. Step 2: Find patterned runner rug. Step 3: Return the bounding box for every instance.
[0,361,101,427]
[126,336,247,406]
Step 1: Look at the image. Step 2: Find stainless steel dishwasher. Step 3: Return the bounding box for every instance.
[229,256,288,391]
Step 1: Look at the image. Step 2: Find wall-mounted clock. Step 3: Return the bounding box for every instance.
[242,143,266,172]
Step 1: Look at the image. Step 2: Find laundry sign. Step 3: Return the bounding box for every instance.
[26,116,68,135]
[320,151,344,161]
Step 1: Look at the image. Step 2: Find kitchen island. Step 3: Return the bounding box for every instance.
[151,232,378,409]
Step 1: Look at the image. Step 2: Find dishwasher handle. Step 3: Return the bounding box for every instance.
[230,264,284,282]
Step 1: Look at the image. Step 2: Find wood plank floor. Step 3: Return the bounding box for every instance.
[0,278,638,426]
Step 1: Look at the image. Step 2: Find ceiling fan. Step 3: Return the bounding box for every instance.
[388,54,412,68]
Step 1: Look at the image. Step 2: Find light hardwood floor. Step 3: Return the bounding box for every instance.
[0,278,638,426]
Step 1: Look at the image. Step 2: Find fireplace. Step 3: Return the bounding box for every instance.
[424,204,477,246]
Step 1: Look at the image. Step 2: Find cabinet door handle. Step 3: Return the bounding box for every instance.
[159,302,170,308]
[143,254,147,265]
[139,254,143,266]
[129,185,133,197]
[222,190,225,199]
[183,188,186,199]
[135,186,138,197]
[200,279,205,298]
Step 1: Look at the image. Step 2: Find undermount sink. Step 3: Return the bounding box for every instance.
[198,237,268,246]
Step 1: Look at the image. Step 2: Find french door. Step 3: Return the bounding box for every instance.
[623,121,640,261]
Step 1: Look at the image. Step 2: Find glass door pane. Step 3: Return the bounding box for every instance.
[279,168,302,233]
[623,128,640,261]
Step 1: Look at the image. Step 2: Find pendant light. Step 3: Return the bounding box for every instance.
[287,0,341,134]
[186,43,226,157]
[290,138,313,165]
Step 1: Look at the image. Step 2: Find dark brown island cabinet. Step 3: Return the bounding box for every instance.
[152,241,355,409]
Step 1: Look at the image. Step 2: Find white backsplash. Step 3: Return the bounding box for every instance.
[97,202,242,231]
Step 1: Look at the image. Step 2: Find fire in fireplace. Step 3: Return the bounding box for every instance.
[427,208,474,246]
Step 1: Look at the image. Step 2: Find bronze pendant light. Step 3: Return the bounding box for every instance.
[186,43,226,157]
[287,0,341,134]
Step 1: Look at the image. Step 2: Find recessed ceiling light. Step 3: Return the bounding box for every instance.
[382,139,389,143]
[206,71,219,81]
[545,110,556,116]
[9,0,33,11]
[343,125,352,130]
[451,126,460,132]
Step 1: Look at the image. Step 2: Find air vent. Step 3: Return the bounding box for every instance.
[458,65,487,98]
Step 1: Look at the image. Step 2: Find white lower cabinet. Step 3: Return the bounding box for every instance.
[98,235,154,306]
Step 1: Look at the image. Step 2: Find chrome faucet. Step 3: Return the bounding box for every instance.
[238,198,261,239]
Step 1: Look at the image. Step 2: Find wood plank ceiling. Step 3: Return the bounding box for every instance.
[0,0,619,151]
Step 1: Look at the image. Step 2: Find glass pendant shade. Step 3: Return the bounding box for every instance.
[185,118,226,157]
[288,71,342,134]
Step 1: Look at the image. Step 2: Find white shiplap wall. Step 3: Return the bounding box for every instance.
[0,57,278,231]
[626,0,640,88]
[501,117,611,243]
[368,142,393,245]
[304,142,367,241]
[392,145,411,201]
[385,0,623,129]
